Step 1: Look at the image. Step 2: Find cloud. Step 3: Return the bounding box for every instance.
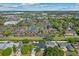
[0,3,79,11]
[21,3,36,5]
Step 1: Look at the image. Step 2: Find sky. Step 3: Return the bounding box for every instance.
[0,3,79,11]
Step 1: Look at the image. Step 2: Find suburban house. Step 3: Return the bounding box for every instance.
[10,27,26,37]
[0,33,3,37]
[45,41,58,48]
[0,41,13,49]
[32,41,46,50]
[66,43,74,51]
[57,41,68,51]
[64,27,77,36]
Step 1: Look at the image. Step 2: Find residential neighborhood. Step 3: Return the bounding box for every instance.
[0,3,79,56]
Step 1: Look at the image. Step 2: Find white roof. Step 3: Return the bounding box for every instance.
[4,21,18,25]
[0,44,5,49]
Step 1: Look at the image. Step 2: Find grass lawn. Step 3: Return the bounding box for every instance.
[0,36,43,41]
[65,36,79,39]
[0,36,79,41]
[53,36,79,41]
[53,36,65,41]
[66,51,78,56]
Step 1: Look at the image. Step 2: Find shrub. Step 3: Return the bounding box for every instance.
[43,46,64,56]
[21,44,33,55]
[2,47,12,56]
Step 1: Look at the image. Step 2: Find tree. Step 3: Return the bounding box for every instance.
[67,37,77,44]
[21,44,33,55]
[0,16,5,26]
[43,37,52,41]
[43,46,64,56]
[49,19,61,29]
[75,27,79,35]
[3,29,12,36]
[35,48,41,53]
[2,47,12,56]
[13,45,17,53]
[0,19,4,26]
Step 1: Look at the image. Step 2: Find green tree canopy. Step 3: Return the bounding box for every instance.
[13,45,17,53]
[3,29,12,36]
[2,47,12,56]
[21,44,33,55]
[43,46,64,56]
[67,37,77,44]
[75,27,79,35]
